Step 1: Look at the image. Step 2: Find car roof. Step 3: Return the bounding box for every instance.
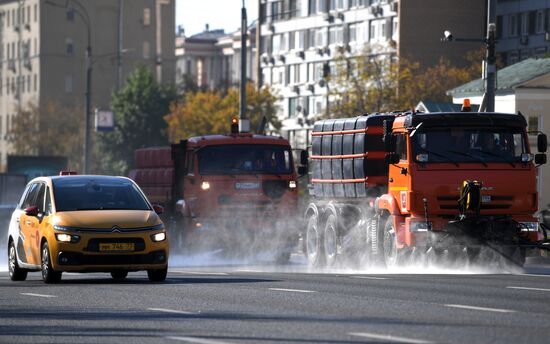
[29,175,132,184]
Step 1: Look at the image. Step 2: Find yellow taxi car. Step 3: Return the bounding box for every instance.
[7,174,169,283]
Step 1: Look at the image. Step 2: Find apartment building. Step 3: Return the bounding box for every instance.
[0,0,175,171]
[495,0,549,65]
[258,0,486,149]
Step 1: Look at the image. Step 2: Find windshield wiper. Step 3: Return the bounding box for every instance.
[419,149,459,167]
[477,150,516,168]
[447,150,488,167]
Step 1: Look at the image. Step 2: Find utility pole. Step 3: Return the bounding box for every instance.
[239,0,250,133]
[117,0,124,90]
[255,0,262,90]
[485,0,497,112]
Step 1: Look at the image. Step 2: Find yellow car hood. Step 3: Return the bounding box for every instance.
[55,210,160,229]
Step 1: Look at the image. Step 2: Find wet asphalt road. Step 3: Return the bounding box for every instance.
[1,256,550,344]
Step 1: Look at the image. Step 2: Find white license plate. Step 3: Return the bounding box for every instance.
[482,195,491,203]
[235,182,260,190]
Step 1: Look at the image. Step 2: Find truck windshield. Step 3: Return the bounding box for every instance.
[411,128,528,163]
[198,144,293,175]
[53,177,150,211]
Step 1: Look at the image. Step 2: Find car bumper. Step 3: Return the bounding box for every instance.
[55,249,168,272]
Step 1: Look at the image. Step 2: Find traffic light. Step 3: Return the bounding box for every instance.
[231,117,239,134]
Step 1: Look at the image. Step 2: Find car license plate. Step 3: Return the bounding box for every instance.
[482,195,491,203]
[99,243,134,252]
[235,182,260,190]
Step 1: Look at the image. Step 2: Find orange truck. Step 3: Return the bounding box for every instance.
[302,106,548,267]
[129,130,300,262]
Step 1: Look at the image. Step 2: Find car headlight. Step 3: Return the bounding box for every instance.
[151,232,166,242]
[519,222,539,232]
[410,221,432,232]
[55,233,80,243]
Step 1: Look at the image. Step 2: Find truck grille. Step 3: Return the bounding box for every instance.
[436,195,513,210]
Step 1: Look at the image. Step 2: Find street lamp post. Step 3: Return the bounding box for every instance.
[441,0,497,112]
[45,0,91,173]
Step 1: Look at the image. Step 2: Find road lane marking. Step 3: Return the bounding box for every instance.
[349,332,434,344]
[351,276,389,280]
[268,288,316,293]
[445,304,515,313]
[171,271,229,276]
[20,293,57,298]
[148,308,195,315]
[519,274,550,278]
[166,336,234,344]
[507,286,550,292]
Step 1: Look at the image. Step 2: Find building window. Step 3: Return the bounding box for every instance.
[66,39,74,55]
[65,75,73,93]
[67,8,75,22]
[528,116,540,132]
[520,12,528,36]
[315,28,327,47]
[143,8,151,26]
[271,1,282,21]
[535,10,545,33]
[143,41,150,59]
[509,14,518,37]
[328,26,343,45]
[369,20,377,41]
[348,23,357,43]
[34,74,37,92]
[34,4,37,22]
[329,0,344,11]
[289,97,297,118]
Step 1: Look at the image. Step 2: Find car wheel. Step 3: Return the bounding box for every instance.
[323,214,338,268]
[41,242,62,284]
[8,241,27,281]
[147,267,167,282]
[305,213,324,267]
[111,270,128,281]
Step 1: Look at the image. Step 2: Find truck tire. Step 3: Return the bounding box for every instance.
[323,214,338,267]
[383,216,399,268]
[368,214,385,266]
[8,241,27,281]
[305,213,324,267]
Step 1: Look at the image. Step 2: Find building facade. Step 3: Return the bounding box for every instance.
[495,0,549,66]
[258,0,486,149]
[0,0,175,171]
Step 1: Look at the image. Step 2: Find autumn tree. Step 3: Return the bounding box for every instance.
[95,65,177,175]
[327,47,483,118]
[7,101,84,170]
[165,83,280,143]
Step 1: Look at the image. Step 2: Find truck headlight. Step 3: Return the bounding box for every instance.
[519,222,539,232]
[151,232,166,242]
[289,180,297,189]
[55,233,80,243]
[201,181,210,190]
[410,221,432,232]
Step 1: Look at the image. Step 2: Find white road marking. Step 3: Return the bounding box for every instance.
[166,336,234,344]
[351,276,389,280]
[268,287,316,293]
[519,274,550,278]
[506,286,550,292]
[445,304,515,313]
[20,293,57,298]
[349,332,434,344]
[171,271,229,276]
[148,308,195,315]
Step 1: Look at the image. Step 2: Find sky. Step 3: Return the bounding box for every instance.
[176,0,259,36]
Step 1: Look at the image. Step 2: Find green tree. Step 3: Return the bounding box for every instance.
[95,65,176,175]
[165,83,280,143]
[8,101,84,170]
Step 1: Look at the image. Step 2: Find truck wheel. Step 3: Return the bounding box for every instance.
[305,213,324,267]
[41,242,62,284]
[383,216,399,268]
[323,214,338,267]
[500,247,526,268]
[8,241,27,281]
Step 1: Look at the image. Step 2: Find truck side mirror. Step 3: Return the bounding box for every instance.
[535,154,547,165]
[538,133,547,153]
[300,150,309,165]
[385,153,400,165]
[384,134,396,152]
[298,165,308,175]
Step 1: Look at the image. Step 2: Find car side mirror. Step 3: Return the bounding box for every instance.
[152,204,164,215]
[538,133,547,153]
[298,165,308,175]
[535,154,547,165]
[300,150,309,166]
[25,206,39,217]
[385,153,400,165]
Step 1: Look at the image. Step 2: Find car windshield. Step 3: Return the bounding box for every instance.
[53,177,150,211]
[411,127,528,163]
[198,144,293,175]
